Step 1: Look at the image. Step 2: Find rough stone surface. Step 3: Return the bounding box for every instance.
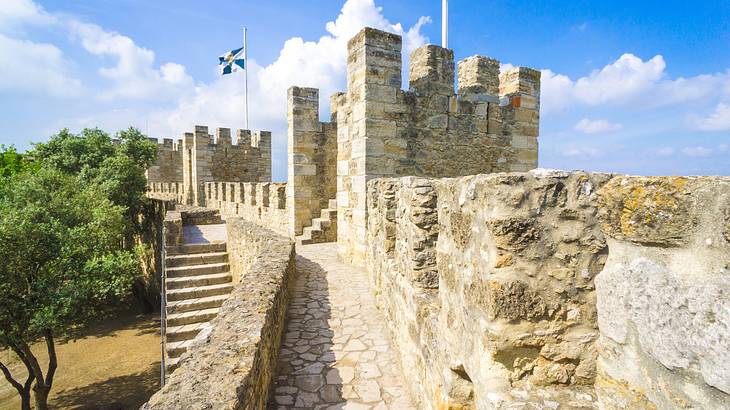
[269,243,416,410]
[367,171,610,409]
[205,181,288,236]
[147,125,272,206]
[595,176,730,409]
[142,219,295,409]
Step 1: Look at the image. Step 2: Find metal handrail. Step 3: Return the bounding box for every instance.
[160,228,167,386]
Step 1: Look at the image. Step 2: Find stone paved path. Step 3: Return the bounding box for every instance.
[270,243,416,410]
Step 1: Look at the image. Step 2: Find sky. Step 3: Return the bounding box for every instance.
[1,0,729,181]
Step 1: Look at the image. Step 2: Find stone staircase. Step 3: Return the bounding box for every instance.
[164,241,232,372]
[299,199,337,245]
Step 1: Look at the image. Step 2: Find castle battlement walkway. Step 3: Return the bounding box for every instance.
[269,244,416,410]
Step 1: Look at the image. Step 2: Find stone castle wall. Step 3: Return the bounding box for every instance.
[288,87,338,236]
[205,181,289,236]
[331,28,541,265]
[143,219,295,409]
[146,138,183,185]
[365,170,730,409]
[594,176,730,409]
[147,125,272,207]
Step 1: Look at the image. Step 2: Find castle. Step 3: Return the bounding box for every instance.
[145,28,730,410]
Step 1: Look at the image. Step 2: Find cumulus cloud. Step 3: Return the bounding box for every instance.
[0,0,55,30]
[540,54,730,114]
[0,0,83,97]
[67,20,194,100]
[0,33,82,97]
[573,118,622,134]
[148,0,431,140]
[693,103,730,131]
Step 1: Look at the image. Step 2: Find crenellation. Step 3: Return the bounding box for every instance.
[458,55,501,96]
[409,44,455,96]
[143,25,730,410]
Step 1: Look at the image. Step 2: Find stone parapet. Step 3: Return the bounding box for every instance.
[205,181,288,236]
[594,176,730,409]
[147,124,272,207]
[142,219,295,409]
[366,170,730,409]
[287,87,338,237]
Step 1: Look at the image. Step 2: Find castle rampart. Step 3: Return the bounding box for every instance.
[287,27,541,263]
[142,26,729,410]
[366,171,730,409]
[146,125,272,207]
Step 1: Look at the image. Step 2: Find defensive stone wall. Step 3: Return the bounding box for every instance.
[594,176,730,409]
[146,138,183,185]
[288,87,338,236]
[366,170,730,409]
[285,27,541,264]
[147,125,272,207]
[205,181,289,236]
[142,218,295,409]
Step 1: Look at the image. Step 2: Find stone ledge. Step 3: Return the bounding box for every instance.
[142,218,295,409]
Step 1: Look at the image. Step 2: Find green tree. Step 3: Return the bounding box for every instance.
[0,168,141,409]
[33,127,157,243]
[0,145,38,182]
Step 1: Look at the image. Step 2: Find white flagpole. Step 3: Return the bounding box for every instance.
[244,26,249,130]
[442,0,448,48]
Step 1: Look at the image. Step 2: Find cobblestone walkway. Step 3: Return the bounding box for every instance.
[270,243,416,410]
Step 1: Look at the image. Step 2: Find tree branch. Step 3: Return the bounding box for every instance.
[43,330,57,388]
[17,342,44,386]
[0,359,24,393]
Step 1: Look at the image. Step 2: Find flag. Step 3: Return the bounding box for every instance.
[219,47,245,75]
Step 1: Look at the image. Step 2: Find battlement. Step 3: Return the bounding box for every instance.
[146,124,272,207]
[337,27,541,263]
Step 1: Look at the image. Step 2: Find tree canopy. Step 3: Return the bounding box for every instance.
[0,127,158,409]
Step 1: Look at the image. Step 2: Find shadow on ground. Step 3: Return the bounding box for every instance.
[268,254,344,408]
[51,362,160,410]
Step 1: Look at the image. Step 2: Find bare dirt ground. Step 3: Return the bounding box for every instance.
[0,309,161,410]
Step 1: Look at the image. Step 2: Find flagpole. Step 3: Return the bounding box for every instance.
[442,0,448,48]
[244,26,249,131]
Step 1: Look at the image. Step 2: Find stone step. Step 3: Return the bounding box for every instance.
[328,199,337,209]
[166,272,231,290]
[167,294,229,315]
[167,307,220,327]
[166,251,228,268]
[165,321,211,343]
[166,242,226,256]
[312,218,332,231]
[166,262,230,278]
[166,339,194,358]
[167,283,233,302]
[320,208,337,221]
[300,226,327,245]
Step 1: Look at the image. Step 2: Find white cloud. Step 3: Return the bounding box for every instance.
[0,0,55,30]
[67,20,194,100]
[0,33,82,97]
[540,54,730,114]
[693,103,730,131]
[561,147,601,158]
[147,0,430,139]
[573,118,622,134]
[681,146,713,157]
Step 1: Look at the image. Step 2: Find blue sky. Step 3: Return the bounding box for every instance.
[1,0,729,180]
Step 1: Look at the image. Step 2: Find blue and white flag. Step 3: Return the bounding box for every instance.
[219,47,245,75]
